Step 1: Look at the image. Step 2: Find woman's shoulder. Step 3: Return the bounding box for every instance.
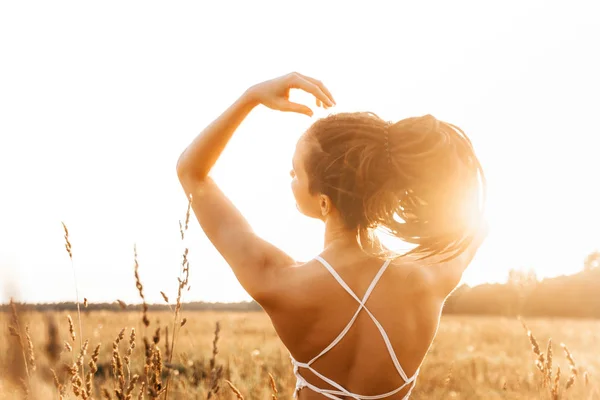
[389,252,469,299]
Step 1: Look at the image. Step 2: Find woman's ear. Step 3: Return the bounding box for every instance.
[319,194,331,218]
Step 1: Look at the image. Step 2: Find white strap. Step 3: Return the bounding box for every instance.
[313,256,413,381]
[360,305,413,382]
[308,257,390,365]
[308,366,413,399]
[314,256,391,306]
[291,256,419,398]
[308,305,363,365]
[293,354,419,400]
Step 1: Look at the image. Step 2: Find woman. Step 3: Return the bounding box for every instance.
[177,72,487,399]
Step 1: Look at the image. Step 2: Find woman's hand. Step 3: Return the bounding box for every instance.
[245,72,336,117]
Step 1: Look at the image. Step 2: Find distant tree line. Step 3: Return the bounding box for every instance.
[444,251,600,318]
[0,300,263,313]
[3,251,599,318]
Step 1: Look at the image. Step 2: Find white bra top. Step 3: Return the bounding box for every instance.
[290,255,419,400]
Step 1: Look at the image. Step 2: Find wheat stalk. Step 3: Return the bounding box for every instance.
[163,194,193,400]
[8,299,31,393]
[268,373,278,400]
[551,365,561,400]
[124,328,137,386]
[87,344,101,397]
[206,322,222,399]
[62,222,84,376]
[225,380,244,400]
[51,368,63,395]
[134,244,150,327]
[24,325,36,372]
[112,328,126,395]
[545,338,552,385]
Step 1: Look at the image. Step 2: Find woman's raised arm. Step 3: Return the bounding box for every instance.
[176,72,335,302]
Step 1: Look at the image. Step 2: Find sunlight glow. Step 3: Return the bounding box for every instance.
[0,1,598,303]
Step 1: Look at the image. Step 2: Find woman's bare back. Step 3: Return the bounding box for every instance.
[177,72,486,399]
[264,249,448,399]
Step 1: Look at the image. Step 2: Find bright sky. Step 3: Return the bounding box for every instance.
[1,1,599,304]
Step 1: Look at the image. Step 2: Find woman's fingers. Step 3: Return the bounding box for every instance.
[275,99,314,117]
[295,73,336,106]
[288,74,334,108]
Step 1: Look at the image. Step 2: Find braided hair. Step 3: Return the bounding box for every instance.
[303,112,486,261]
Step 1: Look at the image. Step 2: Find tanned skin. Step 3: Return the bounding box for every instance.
[177,72,486,399]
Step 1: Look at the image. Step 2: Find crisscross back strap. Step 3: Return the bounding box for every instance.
[315,256,389,306]
[313,256,412,382]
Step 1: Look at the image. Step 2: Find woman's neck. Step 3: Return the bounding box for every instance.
[323,216,387,257]
[323,217,361,250]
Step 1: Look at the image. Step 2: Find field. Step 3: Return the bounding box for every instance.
[1,310,598,399]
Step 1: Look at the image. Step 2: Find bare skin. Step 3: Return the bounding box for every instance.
[177,72,486,399]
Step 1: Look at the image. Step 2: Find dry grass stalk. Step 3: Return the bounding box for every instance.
[62,221,73,259]
[90,344,101,372]
[153,346,163,382]
[160,292,169,303]
[180,318,187,328]
[67,362,78,377]
[134,244,150,327]
[225,380,245,400]
[85,371,94,398]
[560,343,577,376]
[125,374,140,399]
[24,326,36,372]
[174,249,190,318]
[84,298,88,308]
[175,195,192,321]
[206,322,223,399]
[67,315,76,342]
[65,341,73,353]
[143,337,152,359]
[565,374,575,390]
[51,368,63,391]
[526,328,546,377]
[551,365,561,400]
[76,339,89,371]
[179,194,192,241]
[137,381,146,400]
[206,365,223,399]
[117,300,128,310]
[62,222,84,366]
[19,378,29,398]
[112,328,126,393]
[165,326,170,360]
[145,345,164,399]
[8,298,31,388]
[72,373,85,399]
[102,387,113,399]
[8,325,19,337]
[163,196,192,399]
[210,322,220,370]
[87,344,101,398]
[73,339,89,394]
[545,338,552,384]
[124,328,136,386]
[125,329,137,363]
[268,373,278,400]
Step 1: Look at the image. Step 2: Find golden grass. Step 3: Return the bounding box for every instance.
[1,311,598,399]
